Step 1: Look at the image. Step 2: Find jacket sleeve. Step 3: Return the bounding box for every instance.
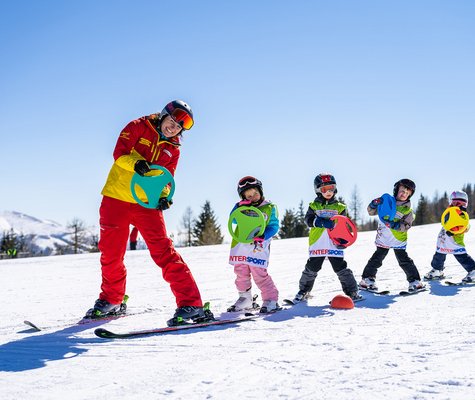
[112,120,145,171]
[367,202,378,216]
[263,206,279,240]
[229,203,240,220]
[397,211,414,232]
[305,206,316,227]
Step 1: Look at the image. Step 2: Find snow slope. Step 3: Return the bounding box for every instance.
[1,222,475,400]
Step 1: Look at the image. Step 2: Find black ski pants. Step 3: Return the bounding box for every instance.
[431,252,475,272]
[299,256,358,295]
[362,246,420,282]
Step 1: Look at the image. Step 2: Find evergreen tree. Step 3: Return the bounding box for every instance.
[192,201,223,246]
[279,209,297,239]
[462,183,474,216]
[432,191,448,223]
[414,195,431,225]
[1,228,18,253]
[294,201,309,237]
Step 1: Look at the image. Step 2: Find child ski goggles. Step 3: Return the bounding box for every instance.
[320,184,336,194]
[168,108,194,130]
[451,199,467,207]
[238,177,260,188]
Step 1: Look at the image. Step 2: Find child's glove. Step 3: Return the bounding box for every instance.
[386,220,400,230]
[369,197,383,209]
[238,199,252,206]
[313,216,335,229]
[334,238,349,249]
[134,160,151,176]
[253,235,265,244]
[156,197,173,211]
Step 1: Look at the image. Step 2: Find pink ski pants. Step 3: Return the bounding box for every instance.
[234,263,279,301]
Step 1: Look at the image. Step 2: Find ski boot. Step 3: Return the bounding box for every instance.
[462,270,475,283]
[293,290,310,303]
[424,268,445,280]
[167,302,215,327]
[359,277,378,291]
[227,289,259,312]
[347,291,364,302]
[408,280,425,292]
[85,295,128,319]
[259,300,281,314]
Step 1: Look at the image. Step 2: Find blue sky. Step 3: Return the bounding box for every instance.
[1,1,474,237]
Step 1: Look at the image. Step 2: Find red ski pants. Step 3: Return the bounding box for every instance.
[98,196,202,307]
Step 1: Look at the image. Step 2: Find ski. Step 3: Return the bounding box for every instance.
[23,307,157,332]
[423,276,448,281]
[358,287,390,295]
[94,315,258,339]
[444,281,475,287]
[283,298,300,306]
[398,288,427,296]
[282,293,313,306]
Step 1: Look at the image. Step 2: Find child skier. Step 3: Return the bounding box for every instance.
[228,176,280,313]
[424,190,475,282]
[359,178,425,292]
[292,173,361,303]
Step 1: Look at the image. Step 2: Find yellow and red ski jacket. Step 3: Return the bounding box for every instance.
[101,115,180,204]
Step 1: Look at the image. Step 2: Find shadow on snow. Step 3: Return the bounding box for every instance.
[0,320,111,372]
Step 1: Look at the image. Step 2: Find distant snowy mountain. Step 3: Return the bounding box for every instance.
[0,211,98,256]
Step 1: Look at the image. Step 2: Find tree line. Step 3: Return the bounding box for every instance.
[279,183,475,236]
[2,184,474,257]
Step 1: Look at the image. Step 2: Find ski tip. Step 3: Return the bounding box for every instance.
[23,320,42,331]
[283,299,296,305]
[444,281,474,286]
[94,328,115,339]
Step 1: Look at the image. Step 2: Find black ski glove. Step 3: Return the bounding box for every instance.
[157,197,173,211]
[134,160,151,176]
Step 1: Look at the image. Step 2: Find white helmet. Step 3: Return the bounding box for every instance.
[449,190,468,207]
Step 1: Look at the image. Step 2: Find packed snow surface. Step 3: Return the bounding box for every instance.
[1,222,474,399]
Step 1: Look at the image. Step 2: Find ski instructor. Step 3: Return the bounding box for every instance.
[86,100,210,326]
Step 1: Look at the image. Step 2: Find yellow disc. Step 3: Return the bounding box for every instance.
[441,206,469,234]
